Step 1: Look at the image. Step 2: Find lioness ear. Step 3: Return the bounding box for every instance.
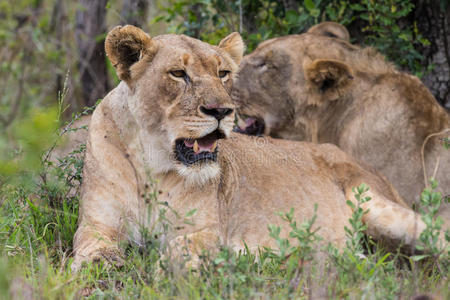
[105,25,155,83]
[304,59,353,101]
[218,32,245,65]
[307,22,350,42]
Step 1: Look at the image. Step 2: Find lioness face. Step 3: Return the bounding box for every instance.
[232,38,299,138]
[105,26,244,183]
[232,25,353,138]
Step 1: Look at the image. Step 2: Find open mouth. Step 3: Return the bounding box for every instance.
[175,129,226,166]
[233,117,265,136]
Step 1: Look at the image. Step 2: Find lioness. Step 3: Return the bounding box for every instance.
[232,22,450,218]
[72,25,431,270]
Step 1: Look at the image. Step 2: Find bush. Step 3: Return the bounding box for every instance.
[155,0,429,75]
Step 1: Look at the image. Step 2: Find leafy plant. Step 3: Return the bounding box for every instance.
[265,205,322,295]
[352,0,429,75]
[442,137,450,150]
[155,0,429,75]
[268,206,321,264]
[412,179,449,264]
[344,183,372,255]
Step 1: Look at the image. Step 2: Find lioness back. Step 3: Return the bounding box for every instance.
[216,133,412,249]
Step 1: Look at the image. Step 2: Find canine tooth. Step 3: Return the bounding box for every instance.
[211,141,218,152]
[193,140,199,153]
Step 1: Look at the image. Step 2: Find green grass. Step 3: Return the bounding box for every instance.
[0,132,448,299]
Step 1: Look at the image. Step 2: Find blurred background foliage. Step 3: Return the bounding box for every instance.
[157,0,449,94]
[0,0,449,185]
[158,0,429,74]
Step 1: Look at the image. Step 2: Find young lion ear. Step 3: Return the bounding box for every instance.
[304,59,353,101]
[307,22,350,42]
[105,25,155,83]
[218,32,245,65]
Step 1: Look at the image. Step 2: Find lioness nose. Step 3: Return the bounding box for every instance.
[200,106,234,121]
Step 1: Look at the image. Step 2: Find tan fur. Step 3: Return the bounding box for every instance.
[307,22,350,41]
[72,25,437,271]
[233,22,450,220]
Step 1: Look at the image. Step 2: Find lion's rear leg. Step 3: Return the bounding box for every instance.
[344,187,427,251]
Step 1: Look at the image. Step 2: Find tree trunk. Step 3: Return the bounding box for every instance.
[120,0,149,27]
[75,0,109,107]
[50,0,65,101]
[413,0,450,109]
[281,0,298,12]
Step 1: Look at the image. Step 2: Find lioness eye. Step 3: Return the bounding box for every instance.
[170,70,187,78]
[219,70,230,78]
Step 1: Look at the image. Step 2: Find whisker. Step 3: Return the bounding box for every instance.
[183,123,215,127]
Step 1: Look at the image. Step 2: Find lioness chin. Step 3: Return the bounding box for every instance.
[73,25,434,271]
[233,22,450,220]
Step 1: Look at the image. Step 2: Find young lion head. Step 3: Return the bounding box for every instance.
[105,25,244,184]
[232,22,375,138]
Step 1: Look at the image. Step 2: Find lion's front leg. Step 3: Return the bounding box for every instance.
[72,180,141,272]
[72,108,144,271]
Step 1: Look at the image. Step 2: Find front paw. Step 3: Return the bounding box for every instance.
[71,247,124,272]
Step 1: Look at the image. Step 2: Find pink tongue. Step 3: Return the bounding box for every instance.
[184,139,216,153]
[184,140,194,147]
[240,118,256,130]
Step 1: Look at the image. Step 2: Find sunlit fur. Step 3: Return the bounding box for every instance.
[175,163,221,187]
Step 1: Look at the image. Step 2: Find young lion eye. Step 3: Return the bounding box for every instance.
[219,70,230,78]
[170,70,187,78]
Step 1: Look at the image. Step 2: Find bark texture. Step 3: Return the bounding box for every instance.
[75,0,109,107]
[413,0,450,109]
[120,0,149,27]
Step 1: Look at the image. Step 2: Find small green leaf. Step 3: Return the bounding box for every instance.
[304,0,315,11]
[346,200,355,210]
[185,208,197,217]
[350,4,365,11]
[410,254,429,261]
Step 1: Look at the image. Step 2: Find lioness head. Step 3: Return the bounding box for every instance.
[232,22,357,137]
[105,26,244,184]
